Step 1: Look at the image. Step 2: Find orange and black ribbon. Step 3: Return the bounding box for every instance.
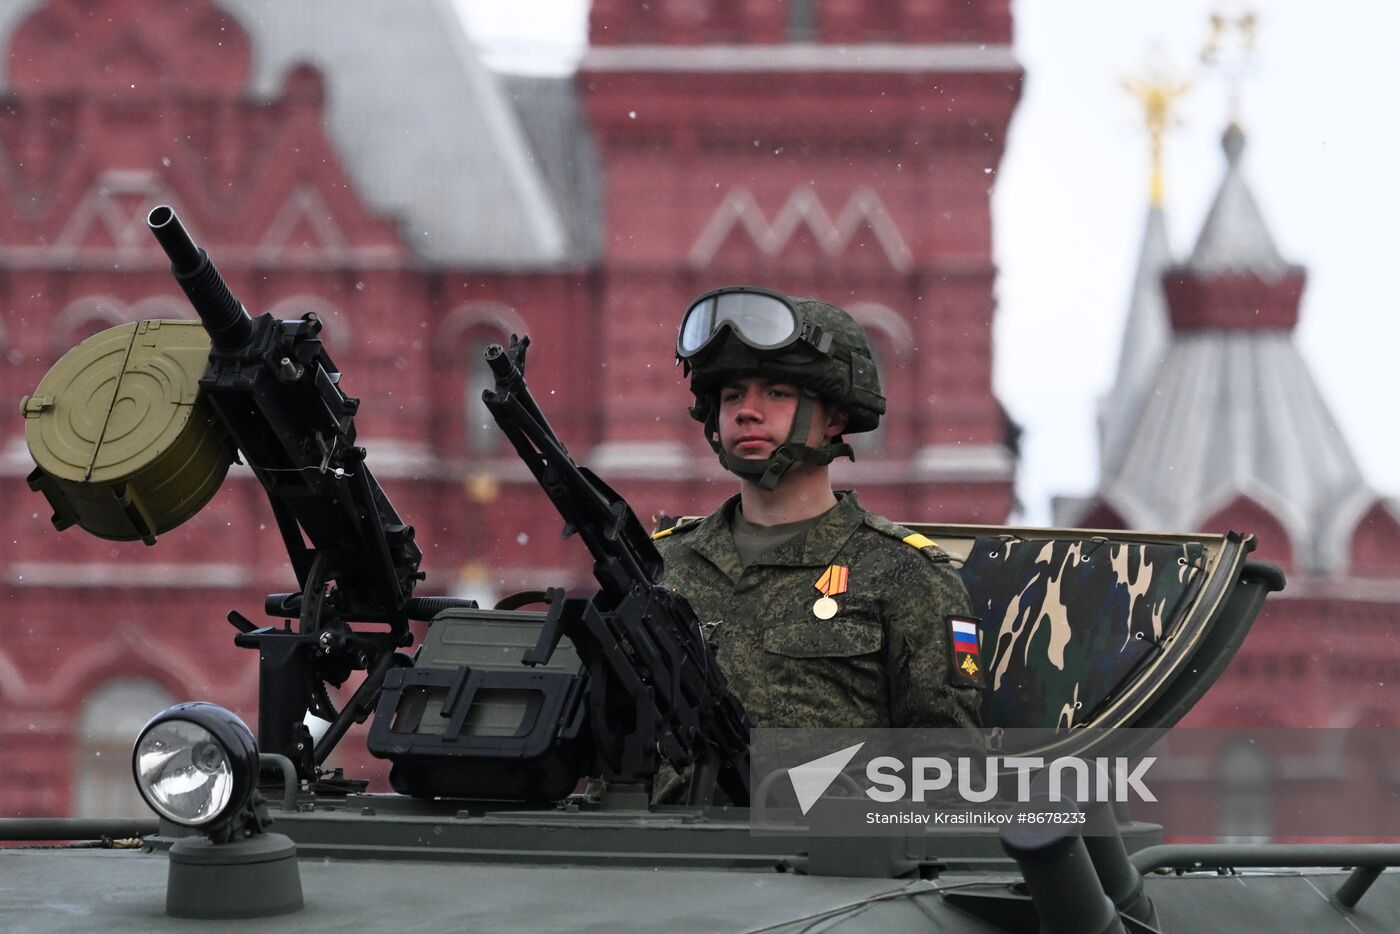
[814,564,849,597]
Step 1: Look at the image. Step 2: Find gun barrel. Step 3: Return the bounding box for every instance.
[484,342,512,378]
[147,205,201,271]
[147,204,253,351]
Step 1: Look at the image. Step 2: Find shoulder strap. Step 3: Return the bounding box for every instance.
[862,513,950,560]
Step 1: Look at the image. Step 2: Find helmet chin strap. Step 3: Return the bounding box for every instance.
[704,392,854,491]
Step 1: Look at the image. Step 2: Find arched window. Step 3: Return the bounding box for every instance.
[464,333,502,454]
[844,302,910,458]
[50,296,129,352]
[1217,742,1273,843]
[441,302,526,457]
[50,295,193,354]
[73,678,176,818]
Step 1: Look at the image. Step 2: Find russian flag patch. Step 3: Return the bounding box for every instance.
[946,615,984,688]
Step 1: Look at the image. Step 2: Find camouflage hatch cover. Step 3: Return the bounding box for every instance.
[959,537,1206,732]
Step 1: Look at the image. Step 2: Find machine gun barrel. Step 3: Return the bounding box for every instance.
[146,204,435,771]
[147,203,422,624]
[147,205,253,351]
[483,335,751,805]
[483,340,659,589]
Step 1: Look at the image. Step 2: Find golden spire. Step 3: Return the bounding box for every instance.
[1122,70,1191,207]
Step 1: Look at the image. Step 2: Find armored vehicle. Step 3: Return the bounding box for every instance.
[4,207,1399,932]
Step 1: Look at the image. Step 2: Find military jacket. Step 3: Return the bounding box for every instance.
[654,492,982,730]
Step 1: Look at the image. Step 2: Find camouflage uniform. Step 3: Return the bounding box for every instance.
[655,491,982,730]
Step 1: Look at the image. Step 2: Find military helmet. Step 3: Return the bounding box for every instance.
[675,286,886,489]
[677,286,885,433]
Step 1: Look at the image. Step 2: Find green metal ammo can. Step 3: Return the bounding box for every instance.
[22,319,233,544]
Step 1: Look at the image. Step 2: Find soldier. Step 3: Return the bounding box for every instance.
[655,285,983,731]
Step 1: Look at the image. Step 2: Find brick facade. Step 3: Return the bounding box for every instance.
[0,0,1020,813]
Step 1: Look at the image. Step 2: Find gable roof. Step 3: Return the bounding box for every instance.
[217,0,581,268]
[0,0,597,268]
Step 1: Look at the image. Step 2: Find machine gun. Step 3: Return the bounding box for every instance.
[144,206,476,776]
[33,206,747,801]
[481,336,752,806]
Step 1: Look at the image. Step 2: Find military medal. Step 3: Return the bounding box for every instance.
[812,564,849,619]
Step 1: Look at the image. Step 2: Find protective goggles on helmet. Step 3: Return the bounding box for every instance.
[676,286,833,361]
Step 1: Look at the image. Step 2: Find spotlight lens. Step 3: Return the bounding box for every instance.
[135,719,235,825]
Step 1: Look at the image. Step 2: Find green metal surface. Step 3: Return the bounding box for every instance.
[5,841,1399,933]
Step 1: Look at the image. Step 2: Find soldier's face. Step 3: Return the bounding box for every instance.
[717,377,847,459]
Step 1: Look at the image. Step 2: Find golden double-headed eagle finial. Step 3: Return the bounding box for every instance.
[1202,7,1259,122]
[1203,10,1258,69]
[1122,70,1192,206]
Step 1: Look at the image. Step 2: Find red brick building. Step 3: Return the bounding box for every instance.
[0,0,1021,815]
